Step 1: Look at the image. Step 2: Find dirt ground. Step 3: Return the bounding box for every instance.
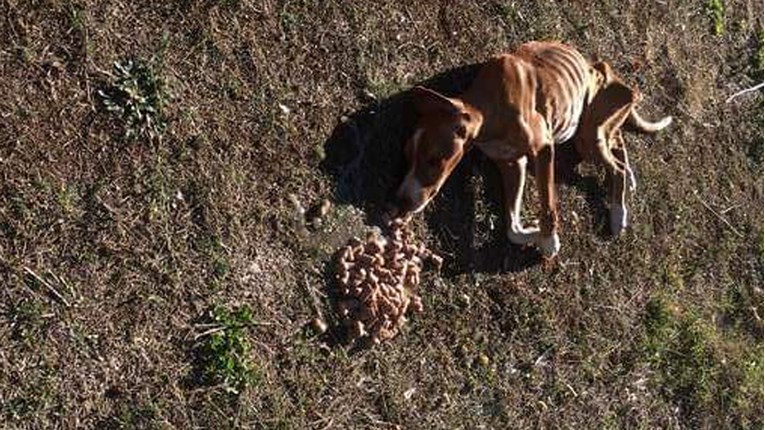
[0,0,762,429]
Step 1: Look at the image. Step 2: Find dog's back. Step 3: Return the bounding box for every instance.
[515,42,592,143]
[467,42,591,145]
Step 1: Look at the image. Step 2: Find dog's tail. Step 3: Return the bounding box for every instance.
[627,109,673,134]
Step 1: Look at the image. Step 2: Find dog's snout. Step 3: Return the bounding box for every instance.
[393,188,413,213]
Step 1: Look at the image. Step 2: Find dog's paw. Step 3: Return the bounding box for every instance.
[507,225,540,245]
[627,168,637,193]
[610,204,628,236]
[536,233,560,258]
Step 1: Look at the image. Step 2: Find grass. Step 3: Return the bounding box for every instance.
[0,0,761,428]
[197,305,258,394]
[98,58,169,140]
[643,295,763,427]
[708,0,726,36]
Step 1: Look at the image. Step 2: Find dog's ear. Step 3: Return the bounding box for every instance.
[592,61,615,85]
[411,86,462,116]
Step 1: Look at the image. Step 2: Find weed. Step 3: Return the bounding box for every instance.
[56,182,79,214]
[98,58,169,140]
[67,2,90,57]
[707,0,725,36]
[198,305,258,394]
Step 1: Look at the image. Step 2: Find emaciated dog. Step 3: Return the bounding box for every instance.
[393,41,672,258]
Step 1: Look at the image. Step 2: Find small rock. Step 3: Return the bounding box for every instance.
[319,199,332,217]
[478,353,490,367]
[310,318,328,334]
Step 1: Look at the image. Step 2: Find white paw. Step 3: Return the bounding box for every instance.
[610,204,628,236]
[536,233,560,258]
[507,225,540,245]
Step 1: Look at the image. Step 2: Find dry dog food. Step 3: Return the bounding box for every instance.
[334,219,442,344]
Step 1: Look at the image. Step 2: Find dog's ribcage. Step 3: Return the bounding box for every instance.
[523,43,590,144]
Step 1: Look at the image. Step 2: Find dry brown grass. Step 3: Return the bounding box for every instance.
[0,0,762,428]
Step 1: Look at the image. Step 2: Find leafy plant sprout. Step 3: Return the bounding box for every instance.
[98,58,169,141]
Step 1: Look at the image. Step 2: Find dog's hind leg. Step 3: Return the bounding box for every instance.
[593,138,629,235]
[611,130,636,192]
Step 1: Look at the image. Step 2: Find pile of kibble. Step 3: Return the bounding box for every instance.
[334,219,442,344]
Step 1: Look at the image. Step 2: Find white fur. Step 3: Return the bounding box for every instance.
[553,95,584,143]
[610,204,628,235]
[505,156,540,245]
[406,177,430,213]
[627,167,637,193]
[507,224,540,245]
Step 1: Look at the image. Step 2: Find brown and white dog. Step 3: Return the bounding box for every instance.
[394,41,672,258]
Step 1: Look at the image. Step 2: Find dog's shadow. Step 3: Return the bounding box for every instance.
[321,63,602,276]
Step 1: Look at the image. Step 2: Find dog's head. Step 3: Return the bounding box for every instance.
[394,86,482,215]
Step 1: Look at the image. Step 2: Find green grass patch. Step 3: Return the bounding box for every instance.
[98,58,170,140]
[642,295,763,427]
[198,305,258,394]
[707,0,725,36]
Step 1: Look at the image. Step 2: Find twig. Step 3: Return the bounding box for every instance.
[50,271,78,301]
[23,267,70,307]
[694,195,744,238]
[726,83,764,103]
[194,326,225,340]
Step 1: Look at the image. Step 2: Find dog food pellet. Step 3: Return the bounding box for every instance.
[333,219,442,344]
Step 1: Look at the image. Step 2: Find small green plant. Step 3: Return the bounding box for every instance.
[98,58,169,140]
[707,0,725,36]
[199,305,257,394]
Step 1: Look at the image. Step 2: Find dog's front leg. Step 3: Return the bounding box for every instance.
[497,156,540,245]
[534,144,560,257]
